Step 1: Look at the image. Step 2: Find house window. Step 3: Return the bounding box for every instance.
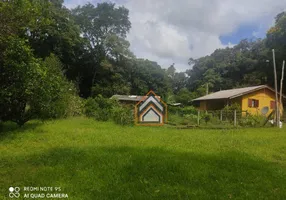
[270,101,276,109]
[248,99,259,108]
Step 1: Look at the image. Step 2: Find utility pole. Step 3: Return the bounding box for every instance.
[206,83,209,95]
[272,49,280,127]
[280,60,285,118]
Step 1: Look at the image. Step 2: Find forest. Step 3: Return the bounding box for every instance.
[1,0,286,125]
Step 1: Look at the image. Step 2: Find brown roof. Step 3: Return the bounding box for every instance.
[111,95,144,102]
[111,94,162,102]
[193,85,286,101]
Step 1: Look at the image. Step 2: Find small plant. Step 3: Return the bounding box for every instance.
[222,103,241,122]
[239,115,265,127]
[203,113,211,125]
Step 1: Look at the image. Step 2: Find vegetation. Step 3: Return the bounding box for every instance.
[167,104,271,128]
[84,95,118,121]
[186,13,286,97]
[1,0,286,126]
[111,106,134,126]
[1,118,286,199]
[1,1,285,199]
[84,96,133,125]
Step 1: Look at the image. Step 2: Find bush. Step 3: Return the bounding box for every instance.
[111,106,134,126]
[65,94,84,117]
[168,114,184,125]
[221,103,241,122]
[223,103,241,112]
[168,106,197,116]
[202,113,211,124]
[168,112,199,126]
[84,96,134,125]
[239,115,265,127]
[168,106,199,125]
[84,95,118,121]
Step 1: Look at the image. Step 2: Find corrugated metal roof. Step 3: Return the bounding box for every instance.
[111,95,144,102]
[192,85,272,101]
[111,94,162,102]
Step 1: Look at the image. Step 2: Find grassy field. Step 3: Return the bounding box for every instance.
[0,118,286,200]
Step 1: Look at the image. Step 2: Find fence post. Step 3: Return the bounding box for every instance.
[197,110,200,126]
[220,110,223,121]
[234,110,237,127]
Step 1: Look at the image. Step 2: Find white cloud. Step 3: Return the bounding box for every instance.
[65,0,286,71]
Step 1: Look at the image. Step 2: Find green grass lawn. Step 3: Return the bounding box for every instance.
[1,118,286,200]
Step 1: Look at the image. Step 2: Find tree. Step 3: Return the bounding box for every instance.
[166,64,176,79]
[172,72,188,94]
[0,36,76,125]
[186,39,272,94]
[0,0,85,88]
[72,2,132,96]
[175,88,193,105]
[266,12,286,94]
[126,59,170,98]
[0,36,42,125]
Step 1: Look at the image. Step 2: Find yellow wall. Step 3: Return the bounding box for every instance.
[241,88,282,116]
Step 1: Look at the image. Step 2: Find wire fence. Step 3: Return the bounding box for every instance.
[204,110,248,121]
[197,110,249,127]
[167,109,273,128]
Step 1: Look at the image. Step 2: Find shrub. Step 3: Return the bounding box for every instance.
[111,106,134,126]
[239,115,265,127]
[168,112,199,126]
[168,106,197,116]
[167,114,184,125]
[183,114,199,124]
[65,94,84,117]
[221,103,242,122]
[202,113,211,125]
[168,106,199,125]
[84,95,118,121]
[223,103,241,111]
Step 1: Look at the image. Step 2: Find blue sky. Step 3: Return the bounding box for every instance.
[220,23,267,45]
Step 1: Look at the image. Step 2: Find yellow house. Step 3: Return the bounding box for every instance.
[193,85,285,116]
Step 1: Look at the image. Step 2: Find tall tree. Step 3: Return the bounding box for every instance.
[72,2,132,96]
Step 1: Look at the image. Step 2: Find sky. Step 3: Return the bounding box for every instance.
[64,0,286,71]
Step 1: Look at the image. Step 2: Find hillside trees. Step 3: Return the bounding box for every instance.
[266,11,286,86]
[0,0,173,126]
[2,0,286,126]
[186,12,286,98]
[71,2,171,98]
